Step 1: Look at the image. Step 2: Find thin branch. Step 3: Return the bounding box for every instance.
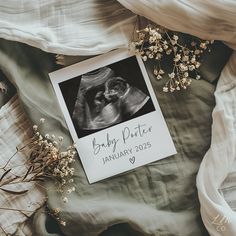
[0,206,46,213]
[0,225,8,236]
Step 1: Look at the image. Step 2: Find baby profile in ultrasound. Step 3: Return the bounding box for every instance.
[72,67,150,131]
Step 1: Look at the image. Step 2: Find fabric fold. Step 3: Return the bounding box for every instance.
[0,95,45,235]
[117,0,236,49]
[0,0,136,55]
[196,52,236,236]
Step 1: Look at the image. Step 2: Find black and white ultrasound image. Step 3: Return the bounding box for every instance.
[59,56,155,138]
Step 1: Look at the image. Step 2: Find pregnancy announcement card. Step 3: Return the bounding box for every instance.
[49,49,176,183]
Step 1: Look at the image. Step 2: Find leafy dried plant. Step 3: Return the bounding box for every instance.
[0,118,76,228]
[130,23,214,92]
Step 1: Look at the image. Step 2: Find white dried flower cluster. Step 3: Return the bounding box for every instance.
[30,118,77,226]
[131,24,214,93]
[31,119,76,194]
[1,118,77,228]
[51,207,66,227]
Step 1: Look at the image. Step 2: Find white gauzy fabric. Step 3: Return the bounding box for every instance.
[196,52,236,235]
[0,0,136,55]
[115,1,236,235]
[0,95,45,235]
[0,0,236,53]
[117,0,236,49]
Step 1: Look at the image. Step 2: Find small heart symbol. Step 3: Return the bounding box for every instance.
[129,156,135,164]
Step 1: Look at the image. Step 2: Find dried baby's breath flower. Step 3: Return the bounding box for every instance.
[0,118,77,227]
[163,86,168,93]
[52,208,61,215]
[60,221,66,226]
[130,23,214,93]
[62,197,68,203]
[53,141,58,146]
[40,118,45,123]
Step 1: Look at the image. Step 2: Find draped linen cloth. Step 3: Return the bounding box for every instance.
[118,0,236,50]
[197,51,236,235]
[0,0,136,55]
[0,1,235,236]
[115,1,236,235]
[0,95,45,235]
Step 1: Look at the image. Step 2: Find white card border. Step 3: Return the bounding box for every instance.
[49,48,176,183]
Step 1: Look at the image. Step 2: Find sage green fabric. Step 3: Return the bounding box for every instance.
[0,39,232,236]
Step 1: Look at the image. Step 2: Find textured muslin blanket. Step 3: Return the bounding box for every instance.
[115,1,236,235]
[0,1,235,236]
[0,0,136,55]
[0,95,45,235]
[197,51,236,235]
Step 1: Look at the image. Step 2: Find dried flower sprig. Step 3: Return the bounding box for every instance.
[0,119,76,190]
[0,118,77,227]
[130,24,214,92]
[31,126,75,180]
[50,207,67,227]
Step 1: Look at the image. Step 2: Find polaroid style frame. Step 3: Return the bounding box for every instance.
[49,49,176,183]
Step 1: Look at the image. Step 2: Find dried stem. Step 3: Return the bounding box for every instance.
[0,118,77,228]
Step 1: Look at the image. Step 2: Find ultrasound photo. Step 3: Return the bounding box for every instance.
[51,50,176,183]
[59,56,155,138]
